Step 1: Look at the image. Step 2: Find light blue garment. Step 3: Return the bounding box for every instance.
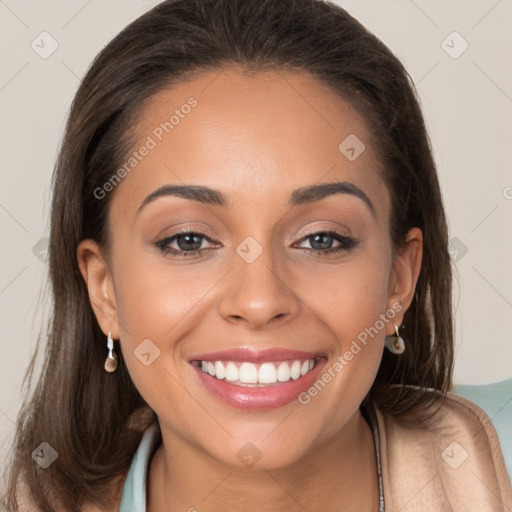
[453,378,512,483]
[118,422,161,512]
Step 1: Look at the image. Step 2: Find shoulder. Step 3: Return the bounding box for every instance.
[374,387,512,511]
[376,386,507,450]
[415,389,508,443]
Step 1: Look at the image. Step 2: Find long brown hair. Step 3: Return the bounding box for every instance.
[2,0,453,510]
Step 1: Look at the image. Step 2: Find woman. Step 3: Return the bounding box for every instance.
[2,0,511,510]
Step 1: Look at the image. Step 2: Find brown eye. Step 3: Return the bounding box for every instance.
[295,231,358,255]
[155,231,218,257]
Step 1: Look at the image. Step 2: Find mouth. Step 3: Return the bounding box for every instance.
[189,348,327,410]
[192,358,318,386]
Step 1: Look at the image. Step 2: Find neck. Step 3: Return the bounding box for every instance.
[147,410,379,512]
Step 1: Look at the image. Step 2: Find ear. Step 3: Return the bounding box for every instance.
[76,239,121,340]
[385,227,423,336]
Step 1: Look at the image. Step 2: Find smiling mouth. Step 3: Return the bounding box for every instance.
[192,358,319,387]
[190,348,328,410]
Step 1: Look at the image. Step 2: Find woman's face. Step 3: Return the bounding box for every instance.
[78,68,421,469]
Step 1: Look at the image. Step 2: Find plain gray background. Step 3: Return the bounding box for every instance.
[1,0,511,477]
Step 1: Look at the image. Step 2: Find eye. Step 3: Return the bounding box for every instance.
[154,229,358,258]
[155,230,218,257]
[294,230,358,255]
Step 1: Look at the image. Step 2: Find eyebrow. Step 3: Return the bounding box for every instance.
[137,181,376,220]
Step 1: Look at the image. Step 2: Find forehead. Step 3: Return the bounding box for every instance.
[112,68,389,222]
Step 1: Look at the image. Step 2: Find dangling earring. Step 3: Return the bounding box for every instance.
[104,331,118,372]
[385,321,405,354]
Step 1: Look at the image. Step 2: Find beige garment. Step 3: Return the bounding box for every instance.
[376,391,512,511]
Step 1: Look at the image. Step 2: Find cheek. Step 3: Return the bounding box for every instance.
[111,252,230,401]
[295,253,391,414]
[113,250,223,340]
[299,250,392,341]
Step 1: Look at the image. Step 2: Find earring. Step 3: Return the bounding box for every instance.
[385,321,405,354]
[104,331,118,372]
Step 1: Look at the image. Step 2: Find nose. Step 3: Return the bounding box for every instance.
[218,244,301,330]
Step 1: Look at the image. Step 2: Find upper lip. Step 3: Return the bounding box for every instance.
[189,347,325,363]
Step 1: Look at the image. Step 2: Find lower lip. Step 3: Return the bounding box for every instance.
[192,358,327,410]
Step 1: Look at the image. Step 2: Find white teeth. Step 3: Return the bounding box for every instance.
[290,360,301,380]
[258,363,278,384]
[215,361,226,380]
[225,362,238,381]
[239,362,258,383]
[198,358,316,385]
[277,362,290,382]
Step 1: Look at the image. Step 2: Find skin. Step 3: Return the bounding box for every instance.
[77,68,422,512]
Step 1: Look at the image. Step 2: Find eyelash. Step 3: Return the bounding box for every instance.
[155,228,358,258]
